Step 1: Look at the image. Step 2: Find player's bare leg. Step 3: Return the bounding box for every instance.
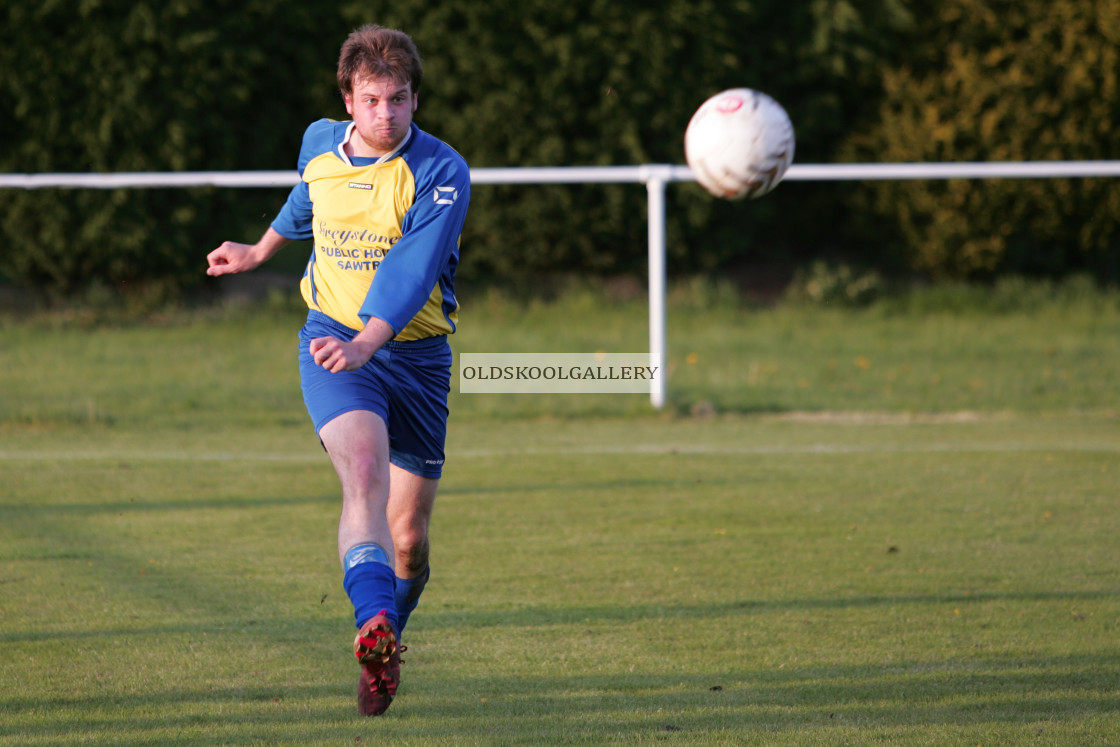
[387,465,439,635]
[321,410,394,564]
[387,465,437,576]
[320,410,401,716]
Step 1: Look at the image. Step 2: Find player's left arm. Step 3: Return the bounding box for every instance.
[358,156,471,335]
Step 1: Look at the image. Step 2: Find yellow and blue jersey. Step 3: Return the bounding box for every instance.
[272,119,470,341]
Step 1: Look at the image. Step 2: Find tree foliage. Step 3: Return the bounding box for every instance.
[332,0,913,289]
[841,0,1120,280]
[0,0,340,296]
[0,0,1115,297]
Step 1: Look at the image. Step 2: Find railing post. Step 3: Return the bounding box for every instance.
[641,165,672,409]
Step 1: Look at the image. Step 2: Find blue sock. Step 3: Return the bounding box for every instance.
[342,543,398,632]
[394,566,430,636]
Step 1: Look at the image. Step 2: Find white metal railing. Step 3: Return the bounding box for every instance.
[4,161,1119,407]
[5,161,1120,189]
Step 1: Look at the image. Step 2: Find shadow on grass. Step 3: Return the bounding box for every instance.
[0,492,337,518]
[2,472,716,519]
[1,474,735,518]
[415,589,1120,630]
[2,590,1116,646]
[1,651,1117,743]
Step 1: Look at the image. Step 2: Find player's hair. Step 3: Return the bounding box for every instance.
[338,25,423,97]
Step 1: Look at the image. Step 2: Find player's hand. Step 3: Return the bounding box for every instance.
[206,241,263,276]
[309,336,377,373]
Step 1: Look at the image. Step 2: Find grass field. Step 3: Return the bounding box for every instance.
[1,281,1118,745]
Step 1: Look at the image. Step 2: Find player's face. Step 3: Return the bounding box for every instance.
[344,76,418,157]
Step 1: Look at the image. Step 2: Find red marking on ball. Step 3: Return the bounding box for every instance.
[717,96,744,113]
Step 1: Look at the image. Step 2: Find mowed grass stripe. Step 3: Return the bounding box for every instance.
[3,439,1119,462]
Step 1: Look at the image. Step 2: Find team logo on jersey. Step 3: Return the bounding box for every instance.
[434,186,458,205]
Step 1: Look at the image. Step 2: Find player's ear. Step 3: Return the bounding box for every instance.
[343,92,355,116]
[411,93,419,113]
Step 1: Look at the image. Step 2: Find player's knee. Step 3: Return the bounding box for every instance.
[337,454,390,496]
[395,531,430,575]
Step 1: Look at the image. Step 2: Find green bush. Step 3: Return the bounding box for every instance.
[0,0,340,298]
[841,0,1120,281]
[4,0,1116,297]
[0,0,912,297]
[358,0,915,286]
[783,261,884,307]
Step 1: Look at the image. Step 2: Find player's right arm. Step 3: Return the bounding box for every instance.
[206,226,291,276]
[207,120,328,277]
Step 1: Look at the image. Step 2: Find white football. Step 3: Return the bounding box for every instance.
[684,88,795,200]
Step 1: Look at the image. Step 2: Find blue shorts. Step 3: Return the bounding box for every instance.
[298,310,452,479]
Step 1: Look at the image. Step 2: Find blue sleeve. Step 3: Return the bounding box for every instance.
[270,181,313,240]
[358,153,470,333]
[270,120,335,241]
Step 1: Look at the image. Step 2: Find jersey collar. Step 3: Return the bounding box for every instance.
[338,122,413,167]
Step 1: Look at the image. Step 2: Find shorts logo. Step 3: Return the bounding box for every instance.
[425,458,445,465]
[348,182,373,190]
[433,186,458,205]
